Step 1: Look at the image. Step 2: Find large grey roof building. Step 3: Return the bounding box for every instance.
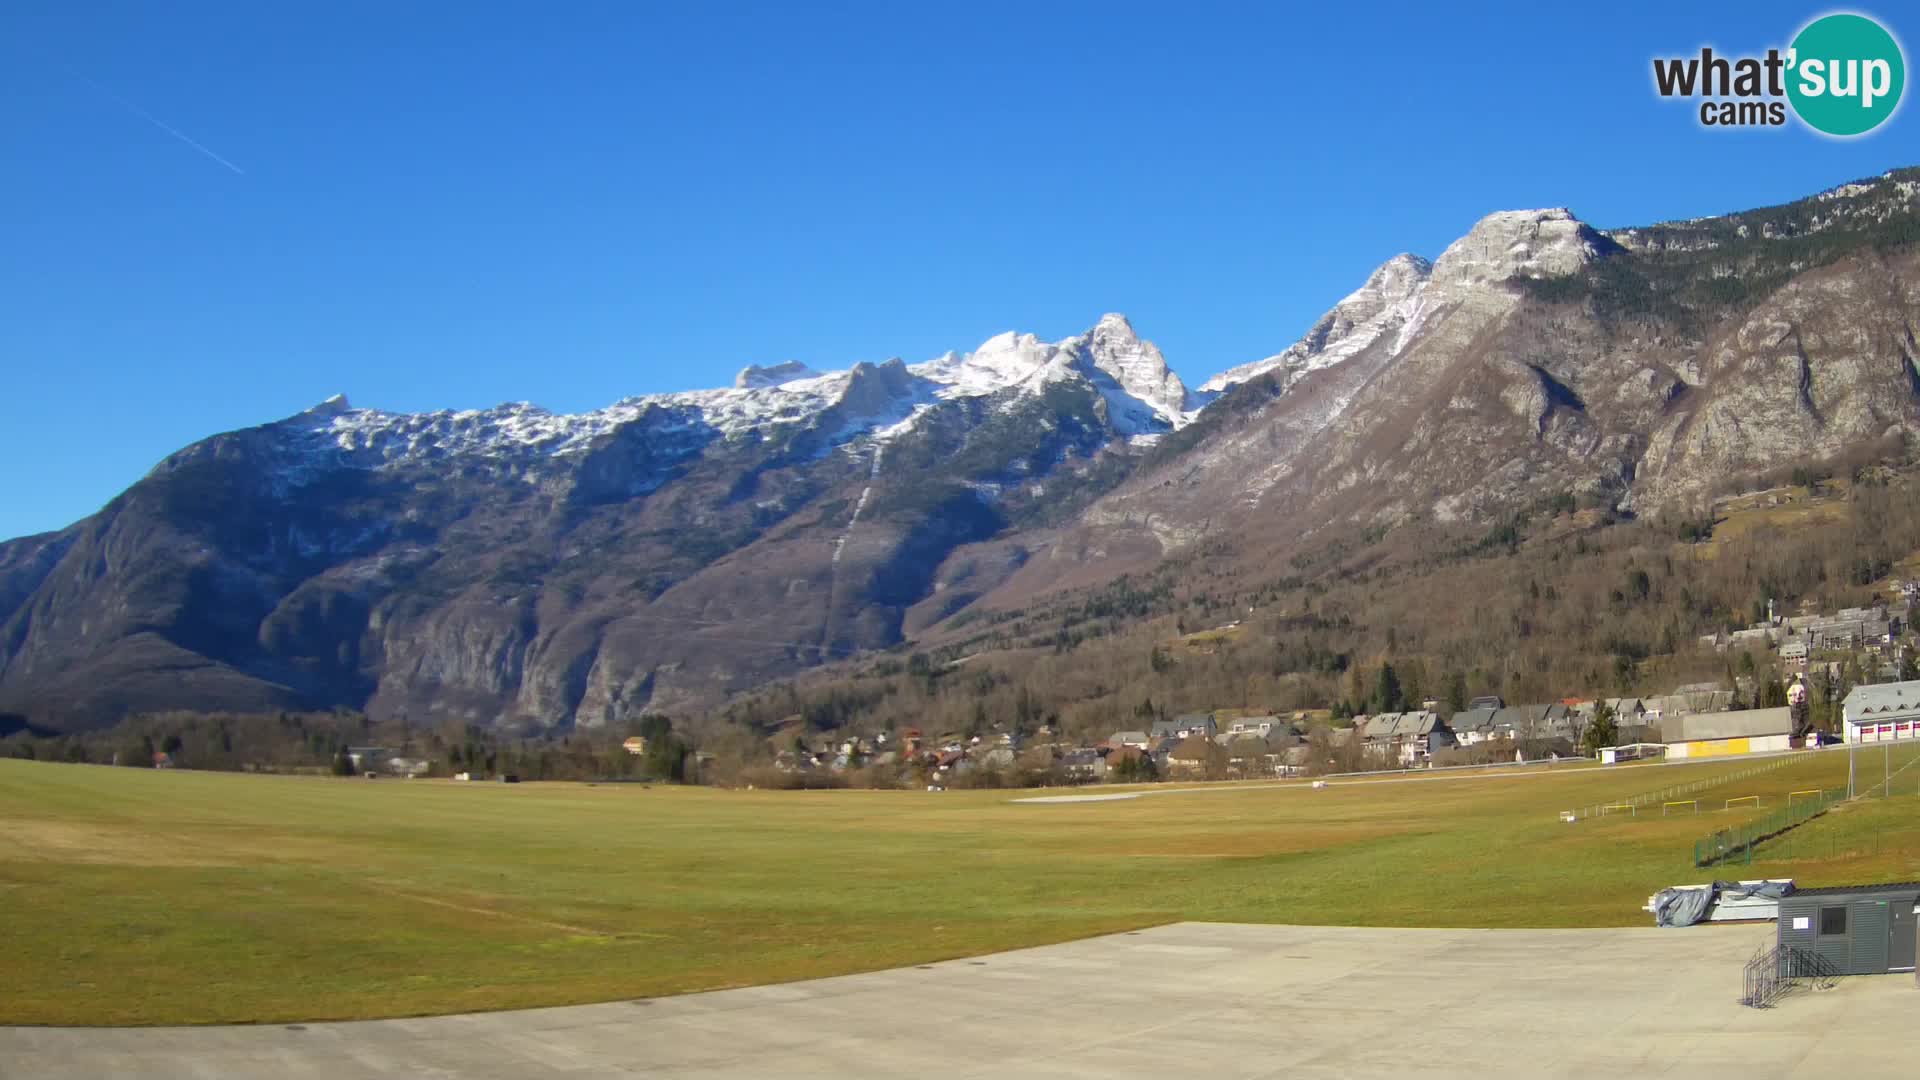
[1842,680,1920,743]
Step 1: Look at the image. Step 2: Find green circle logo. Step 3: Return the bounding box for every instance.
[1787,13,1906,136]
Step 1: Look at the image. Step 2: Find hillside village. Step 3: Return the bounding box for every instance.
[764,593,1920,790]
[13,588,1920,789]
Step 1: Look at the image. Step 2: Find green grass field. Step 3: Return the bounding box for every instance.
[4,749,1919,1025]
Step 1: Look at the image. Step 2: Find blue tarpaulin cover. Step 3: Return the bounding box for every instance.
[1652,880,1794,927]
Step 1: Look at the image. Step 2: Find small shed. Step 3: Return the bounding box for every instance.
[1776,883,1920,976]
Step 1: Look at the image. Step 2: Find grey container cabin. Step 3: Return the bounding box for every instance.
[1776,883,1920,976]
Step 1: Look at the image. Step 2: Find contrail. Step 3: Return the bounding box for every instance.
[70,71,245,175]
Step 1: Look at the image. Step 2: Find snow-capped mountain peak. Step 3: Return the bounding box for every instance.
[1196,252,1432,397]
[910,330,1065,396]
[278,315,1201,473]
[734,360,820,389]
[271,206,1620,477]
[1068,313,1193,432]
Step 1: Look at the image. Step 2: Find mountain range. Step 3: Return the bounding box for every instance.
[5,167,1920,731]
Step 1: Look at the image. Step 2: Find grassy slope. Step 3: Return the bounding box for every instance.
[3,751,1918,1025]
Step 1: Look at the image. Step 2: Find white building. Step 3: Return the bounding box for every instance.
[1842,681,1920,743]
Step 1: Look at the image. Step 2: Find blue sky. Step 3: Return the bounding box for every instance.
[1,1,1914,541]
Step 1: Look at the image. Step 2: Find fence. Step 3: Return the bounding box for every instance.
[1741,943,1841,1008]
[1760,824,1905,862]
[1562,753,1802,822]
[1849,739,1920,799]
[1691,787,1843,867]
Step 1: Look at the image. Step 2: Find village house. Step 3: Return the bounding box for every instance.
[1398,711,1454,766]
[1281,744,1315,774]
[1358,711,1452,766]
[1842,680,1920,743]
[1218,728,1300,776]
[1604,698,1648,727]
[1359,712,1402,752]
[1448,707,1499,746]
[1804,605,1900,652]
[1108,729,1151,750]
[1147,737,1179,773]
[1491,704,1573,743]
[1172,713,1217,739]
[1059,748,1106,781]
[1166,736,1224,778]
[1222,734,1274,776]
[1108,744,1153,774]
[1566,699,1596,729]
[1226,715,1288,737]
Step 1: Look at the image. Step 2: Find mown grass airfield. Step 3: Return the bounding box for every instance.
[4,747,1916,1026]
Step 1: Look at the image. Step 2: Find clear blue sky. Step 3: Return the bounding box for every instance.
[2,2,1913,541]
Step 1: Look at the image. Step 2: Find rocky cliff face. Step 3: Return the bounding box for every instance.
[1068,170,1920,571]
[0,316,1191,730]
[5,168,1919,731]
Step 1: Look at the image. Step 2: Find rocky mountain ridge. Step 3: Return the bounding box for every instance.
[4,166,1919,732]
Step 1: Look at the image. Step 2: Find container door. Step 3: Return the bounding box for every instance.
[1853,901,1890,975]
[1891,898,1917,974]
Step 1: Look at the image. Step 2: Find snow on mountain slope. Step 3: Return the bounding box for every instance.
[908,331,1073,397]
[1193,208,1613,402]
[287,317,1194,472]
[1069,314,1194,433]
[734,360,820,388]
[270,205,1623,480]
[1196,253,1432,398]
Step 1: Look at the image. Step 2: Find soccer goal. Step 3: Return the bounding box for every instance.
[1724,795,1761,811]
[1601,802,1635,816]
[1787,789,1822,806]
[1662,799,1699,815]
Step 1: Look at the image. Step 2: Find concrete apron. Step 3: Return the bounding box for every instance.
[2,922,1912,1079]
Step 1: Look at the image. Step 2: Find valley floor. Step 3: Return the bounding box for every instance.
[2,751,1918,1025]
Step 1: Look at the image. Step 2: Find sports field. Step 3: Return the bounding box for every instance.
[2,748,1918,1025]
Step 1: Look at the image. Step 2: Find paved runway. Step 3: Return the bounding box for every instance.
[3,922,1914,1078]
